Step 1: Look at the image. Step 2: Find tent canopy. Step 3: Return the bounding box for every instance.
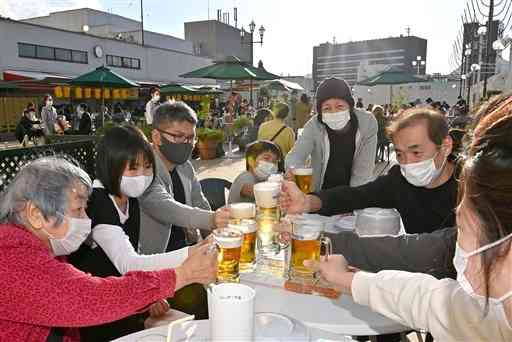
[69,66,139,88]
[357,66,427,86]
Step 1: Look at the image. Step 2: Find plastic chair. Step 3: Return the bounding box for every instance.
[200,178,232,211]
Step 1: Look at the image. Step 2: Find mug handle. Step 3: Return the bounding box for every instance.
[320,235,332,261]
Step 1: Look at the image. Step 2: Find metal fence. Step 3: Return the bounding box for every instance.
[0,138,97,193]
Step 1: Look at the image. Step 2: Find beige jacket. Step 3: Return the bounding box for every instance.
[353,271,512,341]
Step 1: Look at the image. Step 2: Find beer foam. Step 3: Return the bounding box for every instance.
[254,182,280,208]
[228,220,257,234]
[294,168,313,176]
[230,203,256,219]
[214,229,242,248]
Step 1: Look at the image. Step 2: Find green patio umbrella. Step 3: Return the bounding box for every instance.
[69,66,139,126]
[160,84,197,95]
[357,66,427,103]
[0,81,19,90]
[180,56,280,104]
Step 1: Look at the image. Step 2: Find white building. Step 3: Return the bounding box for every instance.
[353,77,461,107]
[0,9,213,85]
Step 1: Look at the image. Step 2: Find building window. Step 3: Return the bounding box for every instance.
[106,54,141,70]
[55,48,72,61]
[18,43,36,58]
[36,46,54,59]
[18,42,88,64]
[419,85,431,90]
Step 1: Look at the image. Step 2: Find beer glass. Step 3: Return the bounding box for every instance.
[229,203,256,225]
[256,212,281,257]
[253,181,281,221]
[289,217,332,280]
[229,220,257,272]
[213,228,243,283]
[294,168,313,193]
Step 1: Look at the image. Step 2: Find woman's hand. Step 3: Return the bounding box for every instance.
[174,243,217,291]
[148,299,170,318]
[280,181,309,214]
[304,255,356,295]
[188,235,213,255]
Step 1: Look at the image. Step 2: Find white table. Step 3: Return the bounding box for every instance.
[113,319,354,341]
[241,276,409,337]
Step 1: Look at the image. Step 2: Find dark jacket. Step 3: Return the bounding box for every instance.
[326,226,457,280]
[78,112,93,135]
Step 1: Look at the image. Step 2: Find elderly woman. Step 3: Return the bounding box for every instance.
[307,102,512,340]
[0,157,217,342]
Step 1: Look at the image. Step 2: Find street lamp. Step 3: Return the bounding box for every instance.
[240,19,265,65]
[411,56,426,74]
[240,20,266,106]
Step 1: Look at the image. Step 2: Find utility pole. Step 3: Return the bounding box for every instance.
[483,0,494,99]
[140,0,144,46]
[405,27,411,36]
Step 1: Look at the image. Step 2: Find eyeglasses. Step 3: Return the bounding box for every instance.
[156,128,196,144]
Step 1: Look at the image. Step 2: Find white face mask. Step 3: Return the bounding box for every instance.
[46,216,92,256]
[322,110,350,130]
[120,175,153,198]
[254,161,278,181]
[399,151,446,187]
[46,100,53,107]
[153,95,160,102]
[453,233,512,302]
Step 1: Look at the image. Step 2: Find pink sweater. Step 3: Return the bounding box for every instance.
[0,223,177,342]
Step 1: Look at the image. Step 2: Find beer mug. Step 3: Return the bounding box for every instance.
[256,212,285,257]
[289,217,332,280]
[213,228,243,283]
[253,182,281,220]
[228,220,257,272]
[293,168,313,193]
[267,173,284,185]
[229,203,256,225]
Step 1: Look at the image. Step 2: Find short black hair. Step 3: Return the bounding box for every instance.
[78,103,88,111]
[245,140,284,172]
[153,101,198,128]
[95,124,156,196]
[150,87,160,95]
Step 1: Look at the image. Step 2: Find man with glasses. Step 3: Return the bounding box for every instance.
[139,101,229,319]
[139,101,229,253]
[281,108,458,235]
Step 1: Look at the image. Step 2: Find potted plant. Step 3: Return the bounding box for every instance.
[196,128,224,160]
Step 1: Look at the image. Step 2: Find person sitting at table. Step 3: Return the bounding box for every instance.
[138,102,230,320]
[307,110,512,341]
[228,140,284,204]
[69,125,215,341]
[0,156,217,342]
[285,77,378,191]
[281,108,458,234]
[16,106,44,146]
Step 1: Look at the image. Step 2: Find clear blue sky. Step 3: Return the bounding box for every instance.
[2,0,474,75]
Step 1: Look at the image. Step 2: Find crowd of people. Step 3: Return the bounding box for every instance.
[1,75,511,342]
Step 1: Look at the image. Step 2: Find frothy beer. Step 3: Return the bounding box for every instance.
[229,203,256,225]
[229,220,257,272]
[294,168,313,193]
[289,218,331,280]
[253,182,280,209]
[214,228,243,283]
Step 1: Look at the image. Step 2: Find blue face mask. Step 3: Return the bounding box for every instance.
[254,161,278,181]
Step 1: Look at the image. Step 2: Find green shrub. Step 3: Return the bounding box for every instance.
[197,127,224,143]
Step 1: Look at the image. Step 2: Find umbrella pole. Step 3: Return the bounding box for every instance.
[250,79,253,107]
[102,85,105,128]
[389,85,393,106]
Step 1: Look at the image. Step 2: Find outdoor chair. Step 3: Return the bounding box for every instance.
[199,178,232,211]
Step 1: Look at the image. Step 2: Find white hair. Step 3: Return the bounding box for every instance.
[0,157,92,227]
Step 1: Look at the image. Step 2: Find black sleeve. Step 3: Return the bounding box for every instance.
[316,171,397,216]
[325,227,457,279]
[86,189,120,227]
[78,114,92,135]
